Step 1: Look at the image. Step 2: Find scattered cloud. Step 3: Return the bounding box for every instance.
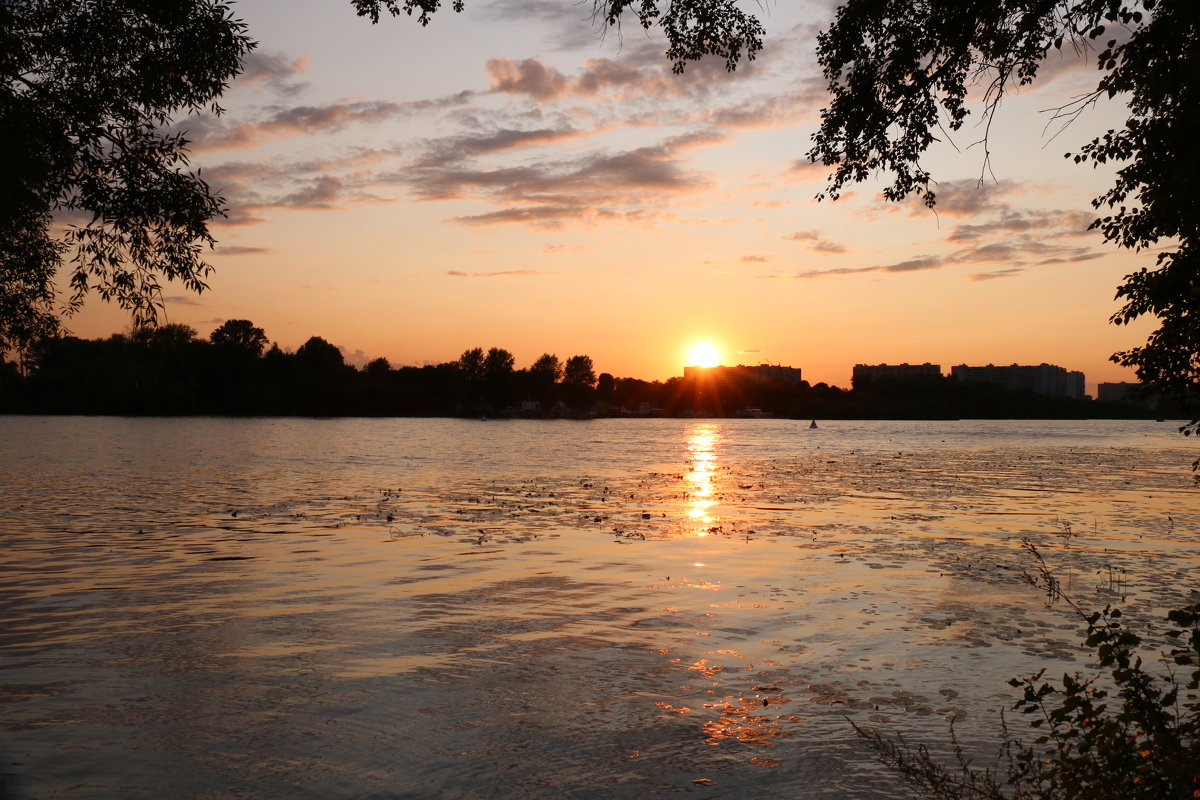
[476,0,602,50]
[237,51,310,95]
[741,254,769,263]
[184,101,403,151]
[446,269,556,278]
[784,255,945,280]
[415,126,595,167]
[948,208,1095,241]
[486,58,570,101]
[782,229,847,254]
[401,130,725,228]
[163,295,206,307]
[337,346,371,368]
[703,84,824,130]
[181,93,474,152]
[969,268,1024,281]
[914,178,1023,217]
[215,245,273,256]
[1036,250,1105,265]
[483,43,764,106]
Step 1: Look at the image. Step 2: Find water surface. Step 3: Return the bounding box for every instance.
[2,418,1197,798]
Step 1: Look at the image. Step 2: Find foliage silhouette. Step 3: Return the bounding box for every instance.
[210,319,268,358]
[807,0,1200,408]
[1,1,254,354]
[3,324,1165,419]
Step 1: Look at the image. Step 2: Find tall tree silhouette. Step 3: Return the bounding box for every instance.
[1,1,254,352]
[210,319,268,358]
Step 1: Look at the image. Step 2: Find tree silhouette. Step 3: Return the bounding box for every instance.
[481,347,516,408]
[457,347,485,383]
[563,355,596,389]
[808,0,1199,400]
[530,353,563,384]
[483,347,515,379]
[528,352,563,407]
[210,319,268,358]
[1,2,254,352]
[296,336,344,370]
[561,354,597,411]
[365,356,391,377]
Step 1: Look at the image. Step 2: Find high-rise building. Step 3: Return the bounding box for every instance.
[852,362,942,387]
[683,364,803,386]
[950,363,1086,399]
[1097,382,1156,407]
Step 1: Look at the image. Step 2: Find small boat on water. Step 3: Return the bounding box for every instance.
[809,419,818,429]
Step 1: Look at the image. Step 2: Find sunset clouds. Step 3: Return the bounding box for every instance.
[58,0,1146,390]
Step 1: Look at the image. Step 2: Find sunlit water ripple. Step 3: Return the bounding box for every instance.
[1,417,1197,798]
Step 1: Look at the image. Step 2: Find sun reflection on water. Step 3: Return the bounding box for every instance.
[684,423,722,534]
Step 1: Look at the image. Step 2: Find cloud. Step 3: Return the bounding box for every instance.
[486,58,571,101]
[476,0,601,50]
[483,44,765,106]
[337,346,371,368]
[741,254,769,263]
[1036,250,1105,265]
[916,178,1022,217]
[704,84,825,130]
[452,206,587,228]
[238,51,310,95]
[785,255,945,279]
[415,126,594,167]
[446,269,555,278]
[276,176,347,210]
[215,245,273,256]
[783,159,830,183]
[885,256,945,273]
[185,101,404,151]
[182,93,474,152]
[782,229,847,254]
[401,130,725,228]
[948,208,1095,241]
[163,295,206,307]
[948,232,1101,269]
[969,268,1024,281]
[205,157,393,225]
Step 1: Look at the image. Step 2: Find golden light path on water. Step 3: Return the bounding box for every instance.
[686,423,721,531]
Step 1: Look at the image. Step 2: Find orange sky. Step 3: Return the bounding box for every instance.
[62,0,1155,391]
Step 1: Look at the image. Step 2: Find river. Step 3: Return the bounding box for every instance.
[1,417,1196,798]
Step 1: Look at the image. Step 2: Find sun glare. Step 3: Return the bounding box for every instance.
[686,341,721,368]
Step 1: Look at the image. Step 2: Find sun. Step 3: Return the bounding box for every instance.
[686,341,722,368]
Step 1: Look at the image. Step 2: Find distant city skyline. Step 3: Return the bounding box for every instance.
[58,0,1151,390]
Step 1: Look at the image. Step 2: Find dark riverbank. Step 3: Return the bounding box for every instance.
[0,329,1176,420]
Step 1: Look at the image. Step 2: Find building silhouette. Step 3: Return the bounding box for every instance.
[1097,381,1156,408]
[951,363,1086,399]
[852,362,941,388]
[682,364,803,386]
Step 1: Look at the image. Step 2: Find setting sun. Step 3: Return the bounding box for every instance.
[686,341,722,368]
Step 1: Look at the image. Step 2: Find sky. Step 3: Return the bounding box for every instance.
[64,0,1158,391]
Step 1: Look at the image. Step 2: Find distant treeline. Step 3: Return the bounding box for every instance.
[0,320,1170,419]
